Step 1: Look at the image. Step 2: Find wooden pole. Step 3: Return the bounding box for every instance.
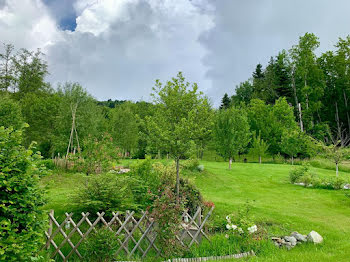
[47,210,54,250]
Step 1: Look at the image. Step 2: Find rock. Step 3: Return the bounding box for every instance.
[284,236,297,246]
[291,231,307,242]
[307,231,323,244]
[294,182,305,186]
[284,242,293,250]
[273,242,280,247]
[344,184,350,190]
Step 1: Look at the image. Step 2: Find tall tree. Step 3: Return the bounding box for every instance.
[250,132,269,163]
[147,72,211,202]
[0,43,15,92]
[12,48,49,98]
[290,33,325,133]
[213,107,250,169]
[220,93,231,109]
[110,102,139,157]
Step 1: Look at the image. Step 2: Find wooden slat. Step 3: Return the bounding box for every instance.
[129,211,160,254]
[117,211,147,256]
[65,212,105,260]
[51,212,90,259]
[188,206,214,247]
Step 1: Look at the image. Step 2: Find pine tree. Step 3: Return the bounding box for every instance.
[219,93,231,109]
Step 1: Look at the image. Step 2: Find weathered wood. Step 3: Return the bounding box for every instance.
[188,206,214,247]
[65,212,104,260]
[45,207,213,260]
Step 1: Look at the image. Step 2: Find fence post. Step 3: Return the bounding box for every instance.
[47,210,54,250]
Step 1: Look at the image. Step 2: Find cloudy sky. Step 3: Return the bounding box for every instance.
[1,0,350,105]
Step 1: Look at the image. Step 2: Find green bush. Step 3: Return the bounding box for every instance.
[38,159,55,171]
[289,165,308,183]
[181,159,200,172]
[179,178,203,215]
[71,173,136,218]
[0,126,46,261]
[81,227,120,262]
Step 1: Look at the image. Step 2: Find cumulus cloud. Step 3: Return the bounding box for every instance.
[2,0,350,105]
[0,0,61,50]
[1,0,214,102]
[202,0,350,102]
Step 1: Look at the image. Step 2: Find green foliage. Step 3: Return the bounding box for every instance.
[213,106,250,166]
[181,158,200,172]
[110,102,139,156]
[0,126,46,261]
[79,133,119,174]
[179,178,203,215]
[289,165,309,183]
[0,94,23,129]
[81,227,119,262]
[289,165,348,190]
[150,187,184,258]
[250,132,269,163]
[280,130,304,164]
[71,173,135,217]
[225,201,257,237]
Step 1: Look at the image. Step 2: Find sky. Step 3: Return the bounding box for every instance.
[1,0,350,106]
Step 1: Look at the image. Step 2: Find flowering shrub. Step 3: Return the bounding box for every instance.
[225,201,257,238]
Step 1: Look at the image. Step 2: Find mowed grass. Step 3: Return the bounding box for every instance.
[191,161,350,261]
[41,161,350,261]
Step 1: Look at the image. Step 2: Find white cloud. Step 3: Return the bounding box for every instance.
[0,0,60,50]
[0,0,214,102]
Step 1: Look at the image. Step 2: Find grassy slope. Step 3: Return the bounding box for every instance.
[41,161,350,261]
[194,161,350,262]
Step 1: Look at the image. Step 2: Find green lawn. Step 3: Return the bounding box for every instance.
[192,161,350,261]
[41,161,350,261]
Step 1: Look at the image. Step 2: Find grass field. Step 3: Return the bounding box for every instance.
[41,161,350,261]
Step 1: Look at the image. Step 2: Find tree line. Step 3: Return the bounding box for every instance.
[222,33,350,146]
[0,36,347,168]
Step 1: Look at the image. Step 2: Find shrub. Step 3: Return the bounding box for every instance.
[38,159,55,171]
[179,178,203,215]
[81,227,119,262]
[181,159,200,172]
[289,165,308,183]
[225,201,257,237]
[0,126,46,261]
[71,173,135,218]
[330,176,346,190]
[150,187,184,258]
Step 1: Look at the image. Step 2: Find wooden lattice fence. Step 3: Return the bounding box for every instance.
[43,206,214,261]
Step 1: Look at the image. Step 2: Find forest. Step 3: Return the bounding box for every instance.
[1,33,350,162]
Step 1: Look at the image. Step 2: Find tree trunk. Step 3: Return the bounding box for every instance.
[175,158,180,204]
[229,158,232,169]
[336,162,339,177]
[298,103,304,132]
[291,156,294,165]
[259,155,261,164]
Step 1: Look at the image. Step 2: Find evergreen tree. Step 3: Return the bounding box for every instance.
[219,93,231,109]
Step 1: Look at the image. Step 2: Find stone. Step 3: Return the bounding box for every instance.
[344,184,350,190]
[307,231,323,244]
[291,231,307,242]
[284,236,297,246]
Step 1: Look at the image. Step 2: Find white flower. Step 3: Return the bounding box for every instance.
[225,234,229,239]
[226,215,231,223]
[231,224,237,230]
[247,225,257,234]
[226,224,232,230]
[238,227,244,234]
